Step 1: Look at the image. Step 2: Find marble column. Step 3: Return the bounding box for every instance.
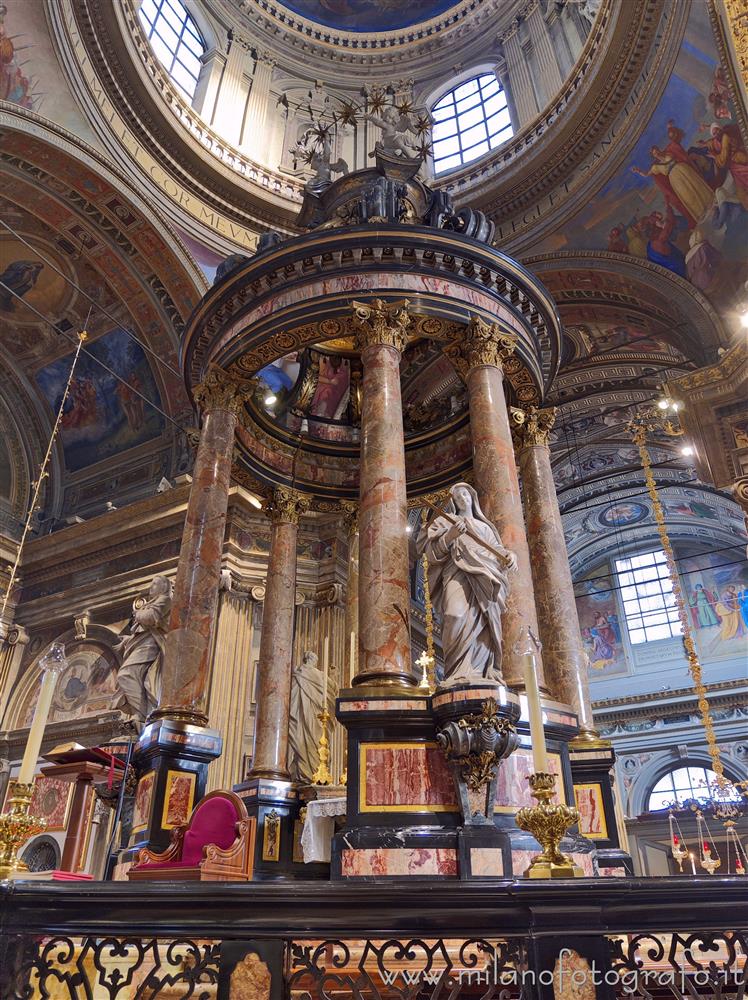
[249,486,308,780]
[154,366,252,726]
[447,316,546,690]
[515,407,598,737]
[341,501,359,684]
[351,299,416,688]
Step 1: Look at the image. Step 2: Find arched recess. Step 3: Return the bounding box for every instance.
[625,749,748,818]
[0,105,207,522]
[526,251,728,367]
[3,625,123,731]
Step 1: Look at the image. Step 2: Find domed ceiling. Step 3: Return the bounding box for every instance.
[271,0,461,32]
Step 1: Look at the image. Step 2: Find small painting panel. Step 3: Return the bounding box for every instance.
[161,771,196,830]
[573,783,608,839]
[131,771,155,833]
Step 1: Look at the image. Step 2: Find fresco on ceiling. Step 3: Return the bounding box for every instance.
[680,550,748,660]
[36,328,165,472]
[0,2,39,108]
[576,573,629,678]
[0,239,68,320]
[598,501,649,529]
[563,322,685,363]
[554,445,640,488]
[275,0,459,32]
[545,3,748,310]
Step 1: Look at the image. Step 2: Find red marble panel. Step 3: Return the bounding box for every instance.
[341,847,458,877]
[495,749,563,812]
[361,743,457,811]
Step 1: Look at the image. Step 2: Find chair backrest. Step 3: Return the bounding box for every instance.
[181,791,246,865]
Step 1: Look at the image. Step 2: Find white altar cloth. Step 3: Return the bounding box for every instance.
[300,796,347,863]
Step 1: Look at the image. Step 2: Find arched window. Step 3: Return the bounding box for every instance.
[138,0,206,102]
[430,74,513,175]
[615,549,682,644]
[647,766,742,811]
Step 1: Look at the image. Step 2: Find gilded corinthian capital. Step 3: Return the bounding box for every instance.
[193,364,254,418]
[339,499,359,535]
[445,316,518,379]
[351,298,411,354]
[513,405,557,448]
[270,486,310,525]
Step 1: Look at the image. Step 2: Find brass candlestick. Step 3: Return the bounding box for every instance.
[311,707,333,786]
[516,772,584,879]
[0,782,47,879]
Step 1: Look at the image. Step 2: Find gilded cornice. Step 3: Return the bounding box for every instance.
[668,342,746,393]
[351,299,412,355]
[513,406,557,449]
[193,365,255,418]
[269,486,310,525]
[444,316,518,379]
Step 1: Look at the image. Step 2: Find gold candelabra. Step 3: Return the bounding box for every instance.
[311,707,334,786]
[0,783,47,879]
[516,772,584,878]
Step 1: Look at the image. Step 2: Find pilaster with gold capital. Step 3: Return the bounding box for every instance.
[351,298,411,355]
[513,405,557,450]
[193,365,254,419]
[445,317,518,380]
[339,499,359,536]
[269,486,311,525]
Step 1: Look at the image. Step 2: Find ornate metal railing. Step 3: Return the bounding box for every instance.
[1,878,746,999]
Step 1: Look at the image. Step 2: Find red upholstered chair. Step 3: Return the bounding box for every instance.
[128,790,256,881]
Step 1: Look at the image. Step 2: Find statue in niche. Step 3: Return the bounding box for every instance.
[423,483,517,688]
[289,650,333,783]
[113,576,173,724]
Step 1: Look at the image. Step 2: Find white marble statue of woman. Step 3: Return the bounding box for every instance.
[423,483,517,687]
[289,651,333,783]
[113,575,172,723]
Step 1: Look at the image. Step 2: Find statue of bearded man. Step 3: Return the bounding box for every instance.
[113,575,172,723]
[289,650,333,783]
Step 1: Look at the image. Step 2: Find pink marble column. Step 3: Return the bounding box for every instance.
[154,366,250,726]
[341,501,359,682]
[352,299,416,688]
[249,487,308,780]
[448,317,546,690]
[516,408,598,738]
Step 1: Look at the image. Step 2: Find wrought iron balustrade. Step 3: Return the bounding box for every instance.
[0,878,746,999]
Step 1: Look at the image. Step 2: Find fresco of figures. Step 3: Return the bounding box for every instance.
[547,3,747,312]
[36,328,165,472]
[680,551,748,657]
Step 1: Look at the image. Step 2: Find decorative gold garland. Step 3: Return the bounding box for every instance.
[1,332,88,626]
[629,418,726,787]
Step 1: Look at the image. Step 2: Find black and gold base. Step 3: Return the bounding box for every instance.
[234,777,328,881]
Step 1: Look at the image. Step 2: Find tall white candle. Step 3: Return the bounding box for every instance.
[17,644,64,785]
[690,852,696,876]
[349,630,356,686]
[322,634,329,705]
[522,636,548,773]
